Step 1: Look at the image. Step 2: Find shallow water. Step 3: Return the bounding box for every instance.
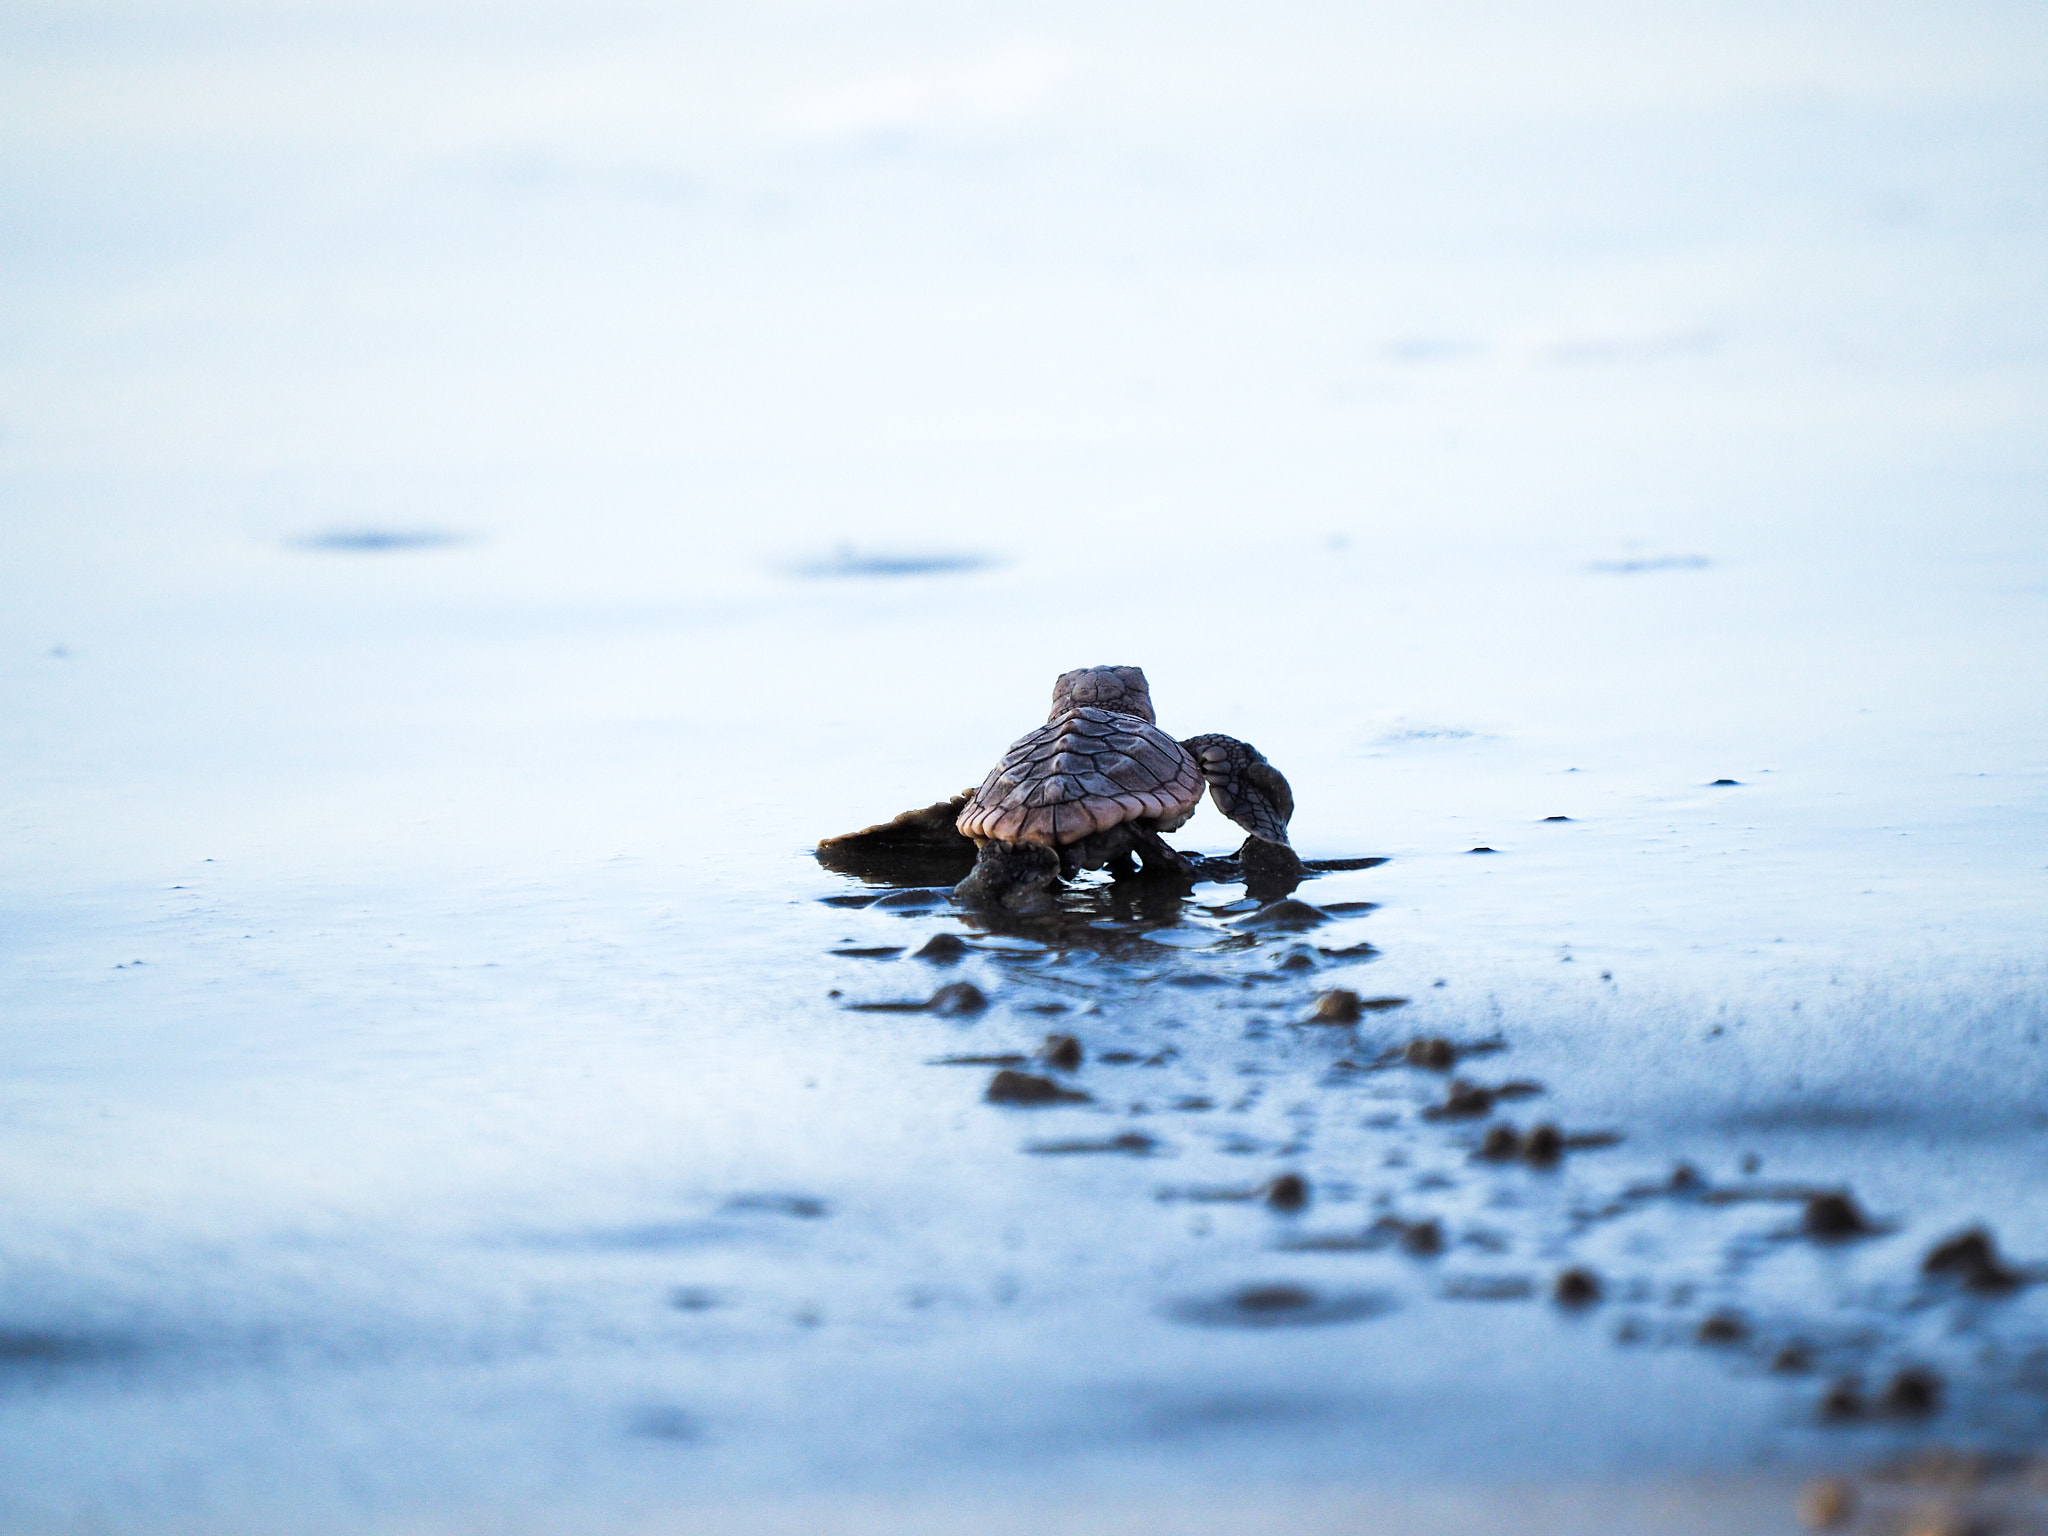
[4,3,2048,1530]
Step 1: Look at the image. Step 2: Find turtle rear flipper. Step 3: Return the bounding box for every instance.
[1181,734,1294,846]
[817,792,981,884]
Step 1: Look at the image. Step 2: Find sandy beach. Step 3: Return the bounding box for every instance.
[3,3,2045,1530]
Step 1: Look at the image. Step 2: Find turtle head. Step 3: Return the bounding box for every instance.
[1050,665,1156,723]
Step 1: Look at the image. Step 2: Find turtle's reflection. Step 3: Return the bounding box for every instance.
[824,858,1386,968]
[957,869,1225,959]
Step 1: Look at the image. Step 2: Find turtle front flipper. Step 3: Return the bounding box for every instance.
[1181,734,1294,845]
[1182,733,1303,899]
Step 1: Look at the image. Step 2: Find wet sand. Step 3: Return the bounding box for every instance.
[664,1477,1813,1536]
[3,2,2046,1531]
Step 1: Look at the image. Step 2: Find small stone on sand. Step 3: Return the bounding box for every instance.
[1423,1079,1494,1119]
[1554,1267,1602,1306]
[928,982,988,1016]
[1040,1034,1084,1071]
[1804,1191,1874,1239]
[1405,1037,1457,1070]
[1696,1310,1747,1344]
[1264,1173,1310,1211]
[1819,1378,1864,1421]
[1922,1227,2023,1291]
[1307,989,1362,1024]
[1522,1123,1564,1167]
[1881,1367,1942,1416]
[1477,1125,1521,1161]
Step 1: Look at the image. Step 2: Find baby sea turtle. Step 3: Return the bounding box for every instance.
[953,665,1297,911]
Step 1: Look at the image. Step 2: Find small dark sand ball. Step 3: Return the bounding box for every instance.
[1922,1227,2023,1292]
[1234,1283,1317,1314]
[1819,1378,1864,1422]
[1040,1034,1084,1071]
[1477,1125,1521,1161]
[1405,1037,1457,1070]
[1264,1173,1310,1212]
[1431,1080,1495,1118]
[1554,1267,1602,1306]
[1772,1343,1815,1374]
[928,981,988,1016]
[1697,1310,1749,1345]
[984,1069,1089,1105]
[1669,1163,1703,1191]
[1522,1123,1564,1168]
[1400,1219,1444,1257]
[1880,1367,1942,1416]
[914,933,969,963]
[1803,1192,1873,1239]
[1307,989,1363,1024]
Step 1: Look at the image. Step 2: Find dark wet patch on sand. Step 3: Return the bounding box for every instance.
[1586,554,1711,574]
[543,1221,728,1252]
[0,1328,144,1372]
[627,1405,702,1441]
[1439,1275,1537,1302]
[1025,1132,1162,1156]
[792,547,995,579]
[721,1193,832,1219]
[1141,1390,1361,1435]
[845,982,988,1015]
[1167,1284,1396,1329]
[290,529,468,553]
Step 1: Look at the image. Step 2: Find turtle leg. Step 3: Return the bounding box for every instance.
[1073,823,1143,880]
[1180,733,1295,846]
[1181,733,1303,898]
[1131,827,1199,882]
[954,841,1062,915]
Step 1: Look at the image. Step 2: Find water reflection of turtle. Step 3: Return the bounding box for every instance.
[952,666,1299,912]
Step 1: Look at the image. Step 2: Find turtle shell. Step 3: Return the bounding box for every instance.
[956,706,1204,847]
